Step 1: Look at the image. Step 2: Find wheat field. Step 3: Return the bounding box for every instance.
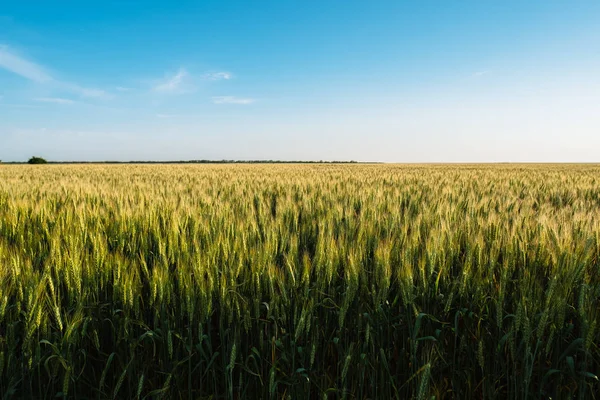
[0,164,598,399]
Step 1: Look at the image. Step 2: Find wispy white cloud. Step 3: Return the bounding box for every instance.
[203,71,232,81]
[35,97,75,105]
[473,70,490,77]
[62,83,109,99]
[116,86,132,92]
[154,68,191,93]
[0,44,110,99]
[0,44,52,82]
[0,103,42,108]
[151,68,234,94]
[212,96,255,105]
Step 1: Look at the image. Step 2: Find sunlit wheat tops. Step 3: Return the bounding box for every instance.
[0,163,599,399]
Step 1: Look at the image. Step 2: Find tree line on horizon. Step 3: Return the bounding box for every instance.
[3,157,364,165]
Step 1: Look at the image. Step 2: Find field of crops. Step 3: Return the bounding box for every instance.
[0,164,599,399]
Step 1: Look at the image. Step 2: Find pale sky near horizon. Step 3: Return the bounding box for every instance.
[1,1,599,162]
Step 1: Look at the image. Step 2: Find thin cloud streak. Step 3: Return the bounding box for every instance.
[203,71,232,80]
[154,68,190,93]
[212,96,255,104]
[0,45,109,98]
[66,84,109,98]
[0,45,52,82]
[473,70,490,77]
[35,97,75,104]
[0,103,42,108]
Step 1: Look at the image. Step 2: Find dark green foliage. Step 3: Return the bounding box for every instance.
[27,156,48,164]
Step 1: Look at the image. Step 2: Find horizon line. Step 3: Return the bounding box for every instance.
[2,160,600,165]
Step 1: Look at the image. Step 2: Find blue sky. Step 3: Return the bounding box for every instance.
[1,1,599,162]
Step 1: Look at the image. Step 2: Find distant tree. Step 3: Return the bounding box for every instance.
[28,156,47,164]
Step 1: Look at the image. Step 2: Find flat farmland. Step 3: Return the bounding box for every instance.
[0,164,599,399]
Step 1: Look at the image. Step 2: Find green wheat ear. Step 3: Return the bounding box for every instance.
[0,163,598,398]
